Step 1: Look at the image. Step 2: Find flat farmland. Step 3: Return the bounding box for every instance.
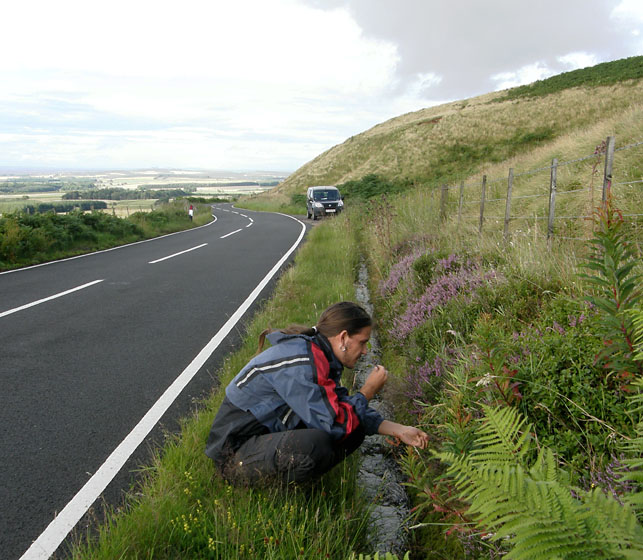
[0,168,287,216]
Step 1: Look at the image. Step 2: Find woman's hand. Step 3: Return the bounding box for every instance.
[378,420,429,449]
[359,365,388,400]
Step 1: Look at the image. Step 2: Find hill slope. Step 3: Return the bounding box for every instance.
[272,56,643,199]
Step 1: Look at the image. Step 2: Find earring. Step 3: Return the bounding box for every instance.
[341,345,347,352]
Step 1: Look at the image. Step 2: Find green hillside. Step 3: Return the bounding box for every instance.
[267,55,642,203]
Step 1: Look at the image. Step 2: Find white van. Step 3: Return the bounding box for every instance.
[306,186,344,220]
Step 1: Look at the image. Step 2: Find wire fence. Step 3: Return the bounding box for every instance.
[435,135,643,247]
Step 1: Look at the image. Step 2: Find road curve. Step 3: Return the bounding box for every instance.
[0,204,307,559]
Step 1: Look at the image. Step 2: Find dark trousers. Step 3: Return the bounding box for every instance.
[223,426,365,485]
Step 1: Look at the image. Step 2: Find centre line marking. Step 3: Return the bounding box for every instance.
[0,279,104,319]
[220,229,242,239]
[148,243,208,264]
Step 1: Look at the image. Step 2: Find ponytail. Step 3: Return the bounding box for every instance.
[255,302,371,353]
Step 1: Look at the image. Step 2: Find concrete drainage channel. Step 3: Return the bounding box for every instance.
[353,261,411,556]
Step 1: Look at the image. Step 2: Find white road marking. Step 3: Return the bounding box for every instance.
[148,243,208,264]
[220,229,242,239]
[19,215,306,560]
[0,280,104,319]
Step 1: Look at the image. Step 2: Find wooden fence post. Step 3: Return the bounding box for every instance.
[478,175,487,235]
[602,135,615,203]
[440,184,448,221]
[504,168,514,242]
[547,158,558,250]
[457,181,464,226]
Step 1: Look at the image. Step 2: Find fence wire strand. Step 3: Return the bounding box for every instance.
[554,215,593,220]
[615,140,643,152]
[441,137,642,240]
[449,138,642,195]
[512,192,547,200]
[613,179,643,186]
[557,187,592,195]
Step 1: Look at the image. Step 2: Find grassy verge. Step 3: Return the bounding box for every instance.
[0,200,212,271]
[70,214,377,559]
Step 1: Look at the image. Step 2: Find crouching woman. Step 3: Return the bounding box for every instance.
[205,301,428,485]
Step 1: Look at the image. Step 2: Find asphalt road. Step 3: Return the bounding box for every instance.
[0,204,307,559]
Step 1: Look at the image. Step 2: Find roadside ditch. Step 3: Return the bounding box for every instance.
[352,260,411,556]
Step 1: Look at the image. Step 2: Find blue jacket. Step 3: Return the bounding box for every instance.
[215,331,383,447]
[226,331,384,438]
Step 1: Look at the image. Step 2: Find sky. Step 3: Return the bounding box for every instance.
[0,0,642,173]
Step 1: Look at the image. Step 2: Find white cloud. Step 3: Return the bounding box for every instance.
[611,0,643,23]
[558,52,600,70]
[1,0,397,89]
[611,0,643,49]
[491,62,554,91]
[0,0,641,171]
[0,0,411,169]
[491,52,601,91]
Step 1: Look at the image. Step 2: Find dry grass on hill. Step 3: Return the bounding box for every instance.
[272,80,643,201]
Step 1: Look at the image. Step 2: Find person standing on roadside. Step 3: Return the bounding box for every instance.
[205,301,429,485]
[188,204,194,221]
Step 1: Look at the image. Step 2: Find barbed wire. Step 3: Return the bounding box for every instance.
[553,215,593,220]
[613,179,643,186]
[512,164,555,179]
[435,141,643,224]
[460,212,642,225]
[556,187,592,195]
[512,192,547,200]
[615,140,643,152]
[556,152,602,168]
[556,235,590,241]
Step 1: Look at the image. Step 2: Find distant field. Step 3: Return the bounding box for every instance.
[0,193,157,216]
[0,192,65,213]
[0,184,275,217]
[0,169,285,216]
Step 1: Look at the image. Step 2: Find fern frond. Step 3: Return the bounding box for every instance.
[585,487,643,552]
[437,405,643,558]
[471,405,532,466]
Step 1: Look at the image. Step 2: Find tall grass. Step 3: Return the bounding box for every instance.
[70,216,373,559]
